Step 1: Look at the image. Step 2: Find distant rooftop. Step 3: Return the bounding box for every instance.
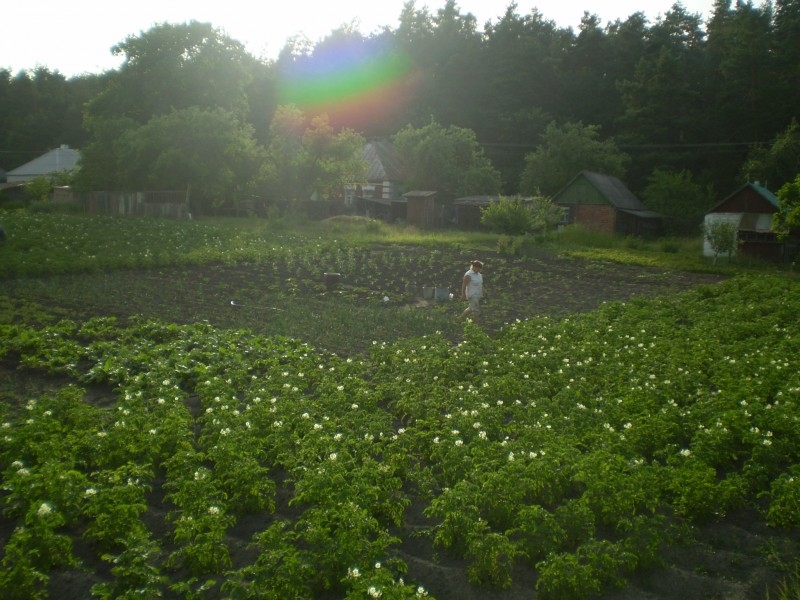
[6,145,80,182]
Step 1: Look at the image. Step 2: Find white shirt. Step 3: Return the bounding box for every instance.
[464,269,483,298]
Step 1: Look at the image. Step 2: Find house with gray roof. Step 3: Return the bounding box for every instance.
[348,140,408,221]
[363,139,406,188]
[6,145,80,183]
[552,171,662,237]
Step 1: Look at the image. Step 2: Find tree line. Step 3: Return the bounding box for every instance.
[1,0,799,229]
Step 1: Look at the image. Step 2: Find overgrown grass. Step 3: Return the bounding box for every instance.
[4,209,790,281]
[538,224,795,274]
[0,211,501,278]
[0,208,765,285]
[768,562,800,600]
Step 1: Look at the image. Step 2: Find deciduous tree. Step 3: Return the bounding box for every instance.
[703,218,739,263]
[0,67,97,170]
[258,105,366,206]
[392,119,501,200]
[642,168,716,233]
[112,107,264,214]
[86,22,255,125]
[772,173,800,240]
[519,121,628,196]
[740,119,800,191]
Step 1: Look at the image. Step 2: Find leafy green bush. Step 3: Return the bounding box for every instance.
[772,173,800,240]
[480,195,560,235]
[23,176,52,203]
[703,218,740,264]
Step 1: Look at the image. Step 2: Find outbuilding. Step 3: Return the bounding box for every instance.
[703,181,792,261]
[553,171,662,238]
[404,190,438,229]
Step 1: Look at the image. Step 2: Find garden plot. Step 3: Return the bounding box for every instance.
[1,274,798,600]
[2,247,727,355]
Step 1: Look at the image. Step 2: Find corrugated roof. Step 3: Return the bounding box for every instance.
[453,195,502,206]
[6,145,80,181]
[580,171,651,212]
[363,140,406,183]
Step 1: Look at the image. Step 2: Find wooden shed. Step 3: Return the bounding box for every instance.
[553,171,662,238]
[404,190,438,229]
[703,182,791,261]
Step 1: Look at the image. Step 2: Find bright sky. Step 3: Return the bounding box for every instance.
[3,0,716,78]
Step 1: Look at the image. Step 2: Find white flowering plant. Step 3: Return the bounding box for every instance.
[342,560,430,599]
[82,463,153,551]
[0,500,76,599]
[1,266,798,599]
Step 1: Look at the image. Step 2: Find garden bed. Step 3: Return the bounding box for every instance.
[2,247,727,354]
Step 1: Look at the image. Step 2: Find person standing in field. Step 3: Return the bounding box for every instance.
[461,260,484,321]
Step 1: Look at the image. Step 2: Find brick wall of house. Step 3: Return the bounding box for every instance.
[574,204,616,234]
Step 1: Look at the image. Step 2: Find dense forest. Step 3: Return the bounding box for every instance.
[1,0,799,222]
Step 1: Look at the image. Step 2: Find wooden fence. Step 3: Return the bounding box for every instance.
[56,189,190,219]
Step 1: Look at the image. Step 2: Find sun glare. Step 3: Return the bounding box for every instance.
[277,37,420,129]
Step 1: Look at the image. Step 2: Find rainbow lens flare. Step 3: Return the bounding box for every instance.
[277,37,421,130]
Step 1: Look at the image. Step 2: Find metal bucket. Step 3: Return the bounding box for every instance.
[435,286,450,301]
[422,286,434,300]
